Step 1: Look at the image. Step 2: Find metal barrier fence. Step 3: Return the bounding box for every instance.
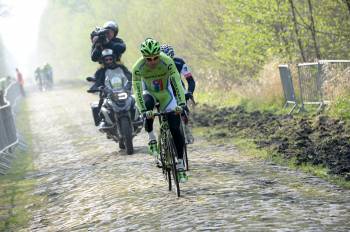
[0,80,23,174]
[279,60,350,113]
[318,60,350,102]
[297,62,323,111]
[278,65,297,114]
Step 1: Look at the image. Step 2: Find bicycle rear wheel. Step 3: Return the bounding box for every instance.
[183,145,189,171]
[168,133,180,197]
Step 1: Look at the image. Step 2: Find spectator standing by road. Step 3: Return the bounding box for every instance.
[16,68,25,97]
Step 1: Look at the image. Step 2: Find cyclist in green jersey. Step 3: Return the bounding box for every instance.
[132,38,187,182]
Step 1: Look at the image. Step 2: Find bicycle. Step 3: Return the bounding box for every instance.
[154,110,183,197]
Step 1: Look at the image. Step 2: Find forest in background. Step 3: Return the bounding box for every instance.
[36,0,350,82]
[36,0,220,82]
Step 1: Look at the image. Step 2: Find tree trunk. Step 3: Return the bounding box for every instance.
[307,0,321,60]
[289,0,306,62]
[274,0,293,62]
[344,0,350,17]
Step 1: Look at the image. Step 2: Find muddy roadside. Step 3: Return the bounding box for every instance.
[192,104,350,182]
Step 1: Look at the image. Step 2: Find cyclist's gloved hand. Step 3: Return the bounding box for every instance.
[185,92,193,101]
[144,110,154,119]
[174,105,183,115]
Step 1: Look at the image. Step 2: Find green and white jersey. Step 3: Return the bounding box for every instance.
[132,52,185,112]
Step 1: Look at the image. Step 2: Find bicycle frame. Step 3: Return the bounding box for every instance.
[156,113,175,170]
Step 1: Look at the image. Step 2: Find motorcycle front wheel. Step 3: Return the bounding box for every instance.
[120,117,133,155]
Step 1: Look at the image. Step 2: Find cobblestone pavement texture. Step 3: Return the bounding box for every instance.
[16,88,350,231]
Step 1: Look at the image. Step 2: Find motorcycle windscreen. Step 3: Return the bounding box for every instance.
[105,68,126,90]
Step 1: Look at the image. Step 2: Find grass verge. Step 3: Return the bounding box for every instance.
[0,100,42,231]
[195,88,289,114]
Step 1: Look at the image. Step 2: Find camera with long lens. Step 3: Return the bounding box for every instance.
[90,27,109,45]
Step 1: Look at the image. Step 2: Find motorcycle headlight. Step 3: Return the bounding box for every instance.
[111,92,127,101]
[118,92,127,100]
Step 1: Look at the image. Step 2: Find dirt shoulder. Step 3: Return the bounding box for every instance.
[192,104,350,183]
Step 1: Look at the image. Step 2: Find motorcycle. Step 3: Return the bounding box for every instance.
[87,65,143,155]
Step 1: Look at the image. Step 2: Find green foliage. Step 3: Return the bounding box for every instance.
[37,0,221,81]
[214,0,350,78]
[328,93,350,120]
[300,0,350,59]
[37,0,350,108]
[195,90,241,108]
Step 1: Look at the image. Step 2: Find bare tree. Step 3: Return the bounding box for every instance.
[289,0,306,62]
[344,0,350,17]
[307,0,321,60]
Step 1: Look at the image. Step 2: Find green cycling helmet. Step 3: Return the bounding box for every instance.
[140,38,160,57]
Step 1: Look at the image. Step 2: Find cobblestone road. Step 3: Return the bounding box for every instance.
[21,87,350,231]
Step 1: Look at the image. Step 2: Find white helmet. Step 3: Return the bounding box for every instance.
[101,49,114,58]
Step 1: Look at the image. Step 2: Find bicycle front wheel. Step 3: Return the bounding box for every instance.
[159,137,171,191]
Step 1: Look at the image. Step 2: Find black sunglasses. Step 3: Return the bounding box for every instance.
[146,56,159,62]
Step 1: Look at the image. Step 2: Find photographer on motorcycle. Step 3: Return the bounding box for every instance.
[88,49,133,129]
[90,21,128,91]
[91,21,126,63]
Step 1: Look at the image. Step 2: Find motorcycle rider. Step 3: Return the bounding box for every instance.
[88,48,133,129]
[132,38,188,182]
[160,44,195,143]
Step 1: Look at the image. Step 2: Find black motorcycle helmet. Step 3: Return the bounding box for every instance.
[103,21,118,37]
